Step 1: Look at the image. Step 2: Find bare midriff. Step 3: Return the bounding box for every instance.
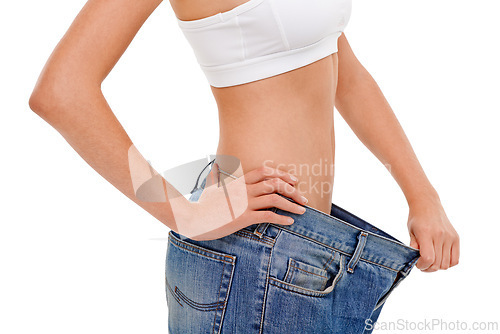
[171,0,338,215]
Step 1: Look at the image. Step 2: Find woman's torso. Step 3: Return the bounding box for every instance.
[171,0,339,215]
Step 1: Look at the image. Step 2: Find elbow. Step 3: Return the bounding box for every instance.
[29,84,78,131]
[28,74,101,125]
[28,74,75,118]
[28,87,65,129]
[29,87,53,117]
[28,74,66,120]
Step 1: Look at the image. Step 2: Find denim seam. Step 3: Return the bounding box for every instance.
[279,199,419,252]
[254,222,270,238]
[272,226,401,273]
[174,286,224,311]
[218,257,236,334]
[268,255,345,298]
[402,255,420,276]
[373,271,404,311]
[347,231,369,273]
[168,233,236,264]
[165,277,184,307]
[289,262,328,278]
[268,278,333,298]
[287,263,295,283]
[283,259,293,282]
[259,228,281,334]
[212,261,226,334]
[233,230,275,246]
[322,248,338,271]
[219,255,236,334]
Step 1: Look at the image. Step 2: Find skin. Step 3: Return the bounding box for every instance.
[29,0,459,272]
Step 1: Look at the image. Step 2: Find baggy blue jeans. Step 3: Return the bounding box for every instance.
[165,163,420,333]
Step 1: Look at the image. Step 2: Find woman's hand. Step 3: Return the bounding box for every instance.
[407,197,460,272]
[179,166,308,241]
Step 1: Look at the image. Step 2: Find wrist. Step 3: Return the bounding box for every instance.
[405,186,441,210]
[165,196,199,236]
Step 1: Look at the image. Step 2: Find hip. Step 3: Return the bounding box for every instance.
[165,177,420,333]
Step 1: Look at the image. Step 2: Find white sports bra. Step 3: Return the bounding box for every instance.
[176,0,352,88]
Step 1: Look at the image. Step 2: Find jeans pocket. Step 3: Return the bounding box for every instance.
[166,230,236,334]
[269,252,345,297]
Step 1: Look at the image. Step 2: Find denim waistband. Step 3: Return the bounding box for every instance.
[193,160,420,276]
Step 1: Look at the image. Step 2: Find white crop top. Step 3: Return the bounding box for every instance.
[176,0,352,88]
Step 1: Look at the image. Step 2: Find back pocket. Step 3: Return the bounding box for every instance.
[166,230,236,334]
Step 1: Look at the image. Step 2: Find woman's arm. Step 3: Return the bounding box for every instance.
[334,33,460,272]
[28,0,306,240]
[28,0,194,232]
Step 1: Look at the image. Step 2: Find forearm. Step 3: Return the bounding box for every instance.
[335,70,439,207]
[29,84,191,232]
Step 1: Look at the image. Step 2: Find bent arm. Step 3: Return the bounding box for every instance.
[28,0,191,232]
[334,33,460,271]
[334,33,438,206]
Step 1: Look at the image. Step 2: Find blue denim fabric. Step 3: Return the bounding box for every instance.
[165,164,420,333]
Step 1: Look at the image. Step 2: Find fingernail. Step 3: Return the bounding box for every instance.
[301,196,308,204]
[299,206,306,213]
[288,217,294,223]
[290,174,298,182]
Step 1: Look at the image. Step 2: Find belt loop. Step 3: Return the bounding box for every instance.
[401,254,420,277]
[347,231,369,274]
[253,223,270,238]
[253,207,276,238]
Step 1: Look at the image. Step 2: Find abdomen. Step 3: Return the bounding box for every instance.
[212,53,338,214]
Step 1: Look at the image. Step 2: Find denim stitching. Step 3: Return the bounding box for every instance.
[322,248,338,271]
[373,271,403,311]
[278,197,419,252]
[288,259,298,283]
[272,226,401,273]
[174,286,225,311]
[259,229,281,334]
[218,257,236,334]
[212,261,226,334]
[347,231,369,273]
[233,230,275,246]
[283,258,293,282]
[402,255,420,277]
[268,256,344,299]
[168,232,236,264]
[253,222,267,238]
[289,263,328,278]
[165,277,184,307]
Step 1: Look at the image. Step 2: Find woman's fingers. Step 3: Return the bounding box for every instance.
[244,166,298,186]
[415,230,460,272]
[250,194,306,215]
[415,236,435,271]
[450,236,460,267]
[440,240,452,270]
[423,238,443,272]
[251,209,296,226]
[249,177,308,205]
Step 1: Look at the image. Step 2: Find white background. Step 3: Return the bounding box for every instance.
[1,0,499,333]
